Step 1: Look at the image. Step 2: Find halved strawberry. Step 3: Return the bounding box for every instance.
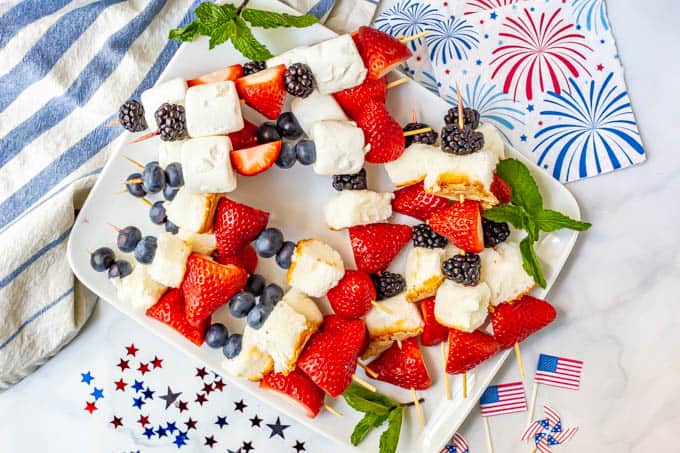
[214,244,258,275]
[230,141,281,176]
[356,101,405,163]
[491,296,557,349]
[392,182,450,221]
[368,337,432,390]
[146,288,207,346]
[187,64,243,87]
[213,197,269,256]
[354,26,412,80]
[420,297,448,346]
[349,223,412,274]
[491,172,512,204]
[235,64,286,119]
[327,270,376,319]
[260,369,325,418]
[333,77,388,119]
[446,329,500,375]
[228,119,259,149]
[427,201,484,253]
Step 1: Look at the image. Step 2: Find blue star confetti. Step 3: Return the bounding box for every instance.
[132,396,146,410]
[173,431,189,448]
[142,387,155,400]
[90,387,104,400]
[80,371,94,385]
[266,417,290,439]
[166,421,178,433]
[143,426,155,439]
[215,416,229,429]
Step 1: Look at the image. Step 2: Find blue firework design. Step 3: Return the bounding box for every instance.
[419,71,443,95]
[533,72,644,182]
[424,16,479,64]
[374,0,445,50]
[572,0,610,34]
[446,76,525,144]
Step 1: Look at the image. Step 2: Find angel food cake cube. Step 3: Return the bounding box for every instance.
[287,239,345,297]
[140,77,187,130]
[324,190,393,230]
[304,34,367,94]
[310,120,366,176]
[480,241,535,306]
[222,327,274,381]
[180,136,237,194]
[185,81,244,137]
[110,264,166,311]
[147,233,191,288]
[291,90,349,135]
[362,292,424,358]
[434,279,490,332]
[405,247,445,302]
[176,230,217,255]
[384,143,441,188]
[165,190,220,233]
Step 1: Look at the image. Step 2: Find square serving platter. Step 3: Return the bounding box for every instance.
[68,1,583,451]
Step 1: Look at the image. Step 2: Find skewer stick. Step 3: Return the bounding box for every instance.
[129,130,159,144]
[396,339,403,349]
[324,404,343,417]
[440,342,451,400]
[482,417,494,453]
[459,194,464,204]
[386,77,408,90]
[514,342,526,379]
[139,197,153,208]
[527,382,538,425]
[123,156,145,169]
[400,31,429,44]
[352,374,377,392]
[371,301,393,314]
[456,82,465,130]
[117,188,128,194]
[530,447,537,453]
[123,178,143,185]
[463,373,468,398]
[106,119,121,127]
[108,223,121,233]
[403,127,432,137]
[411,387,425,427]
[358,361,378,379]
[412,107,418,123]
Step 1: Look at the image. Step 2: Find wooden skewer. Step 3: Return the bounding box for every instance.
[371,301,393,314]
[459,194,465,204]
[400,31,429,44]
[456,82,465,130]
[108,223,121,232]
[411,387,425,427]
[483,416,494,453]
[441,342,451,400]
[117,188,129,194]
[106,119,121,127]
[463,372,468,399]
[139,197,153,208]
[129,130,159,144]
[514,342,526,379]
[403,127,432,137]
[530,447,537,453]
[352,374,377,392]
[324,404,343,417]
[358,361,378,379]
[386,77,408,90]
[123,156,145,169]
[412,107,418,123]
[123,178,143,185]
[396,339,403,349]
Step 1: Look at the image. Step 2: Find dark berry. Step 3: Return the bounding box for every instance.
[276,112,303,139]
[275,142,296,169]
[440,124,484,155]
[142,161,165,193]
[262,283,284,306]
[245,274,266,296]
[403,122,438,147]
[154,103,187,141]
[284,63,314,98]
[90,247,115,272]
[108,260,133,279]
[117,226,142,253]
[134,236,157,264]
[482,218,510,248]
[442,254,481,286]
[229,291,256,318]
[444,107,481,129]
[332,169,367,191]
[254,227,284,258]
[165,162,184,187]
[165,220,179,234]
[247,301,273,329]
[223,334,242,359]
[371,272,406,301]
[149,201,167,225]
[126,172,146,197]
[205,323,228,348]
[295,140,316,165]
[275,241,296,269]
[256,122,281,143]
[163,185,179,201]
[412,224,448,248]
[118,99,147,132]
[243,61,266,76]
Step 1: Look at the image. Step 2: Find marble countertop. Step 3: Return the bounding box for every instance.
[1,1,679,451]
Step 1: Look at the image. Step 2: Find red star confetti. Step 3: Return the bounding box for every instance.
[195,393,208,406]
[213,379,225,392]
[125,344,139,356]
[205,435,217,448]
[195,367,208,379]
[185,417,198,430]
[137,414,150,426]
[151,356,163,369]
[137,362,150,375]
[116,359,130,371]
[177,400,189,413]
[84,401,97,414]
[202,382,214,395]
[114,378,127,391]
[597,64,605,71]
[110,416,123,429]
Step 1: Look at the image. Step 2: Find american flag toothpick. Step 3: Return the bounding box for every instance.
[528,354,583,423]
[441,432,469,453]
[479,381,528,453]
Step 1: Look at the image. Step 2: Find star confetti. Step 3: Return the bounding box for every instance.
[176,400,189,412]
[522,405,578,452]
[90,387,104,400]
[202,382,214,394]
[80,371,94,385]
[195,367,208,379]
[137,414,150,426]
[131,380,144,393]
[293,440,306,452]
[159,386,182,409]
[110,416,123,429]
[114,378,127,391]
[156,425,168,437]
[267,417,290,439]
[174,431,189,448]
[117,359,130,371]
[142,387,155,400]
[213,379,225,391]
[126,344,139,356]
[166,421,178,433]
[250,415,262,427]
[143,426,155,439]
[132,396,146,410]
[137,362,150,375]
[242,441,254,453]
[184,417,197,431]
[234,399,247,412]
[84,401,97,414]
[151,355,163,368]
[195,393,208,406]
[204,435,217,448]
[215,416,228,429]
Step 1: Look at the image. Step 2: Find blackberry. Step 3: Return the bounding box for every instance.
[412,224,448,249]
[444,107,481,129]
[440,124,484,155]
[403,122,438,147]
[332,169,367,191]
[243,60,266,76]
[371,272,406,301]
[442,254,481,286]
[482,218,510,247]
[118,100,147,132]
[154,103,187,141]
[284,63,314,98]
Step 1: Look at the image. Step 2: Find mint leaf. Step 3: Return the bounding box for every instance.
[350,412,389,446]
[519,237,546,288]
[343,392,391,415]
[483,204,527,230]
[496,159,543,215]
[231,16,273,60]
[208,19,235,49]
[525,216,539,242]
[168,21,203,42]
[536,209,592,232]
[379,407,404,453]
[241,8,318,28]
[195,2,234,26]
[344,383,399,408]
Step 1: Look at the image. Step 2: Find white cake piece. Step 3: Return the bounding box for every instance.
[176,230,217,255]
[165,190,220,233]
[266,46,310,68]
[480,241,535,306]
[222,327,273,381]
[185,81,244,137]
[478,123,505,161]
[384,143,441,187]
[324,190,393,230]
[310,120,367,176]
[180,136,237,194]
[434,280,490,332]
[363,292,424,358]
[291,89,349,135]
[140,77,187,130]
[281,289,323,327]
[304,35,367,94]
[147,233,191,288]
[158,140,184,167]
[405,247,445,302]
[287,239,345,297]
[110,264,166,311]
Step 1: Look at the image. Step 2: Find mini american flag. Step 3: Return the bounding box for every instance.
[440,433,469,453]
[535,354,583,390]
[479,381,527,417]
[521,405,578,453]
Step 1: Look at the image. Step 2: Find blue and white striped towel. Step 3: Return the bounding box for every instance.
[0,0,378,390]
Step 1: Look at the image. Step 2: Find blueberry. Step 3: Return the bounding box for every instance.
[275,142,296,169]
[149,201,167,225]
[90,247,115,272]
[116,226,142,253]
[142,161,165,193]
[295,140,316,165]
[163,185,179,201]
[205,323,229,348]
[165,220,179,234]
[256,122,281,143]
[245,274,266,296]
[126,172,146,197]
[254,227,284,258]
[134,236,157,264]
[165,162,184,187]
[262,283,284,306]
[276,112,303,139]
[275,241,296,269]
[229,291,256,318]
[108,260,132,279]
[247,301,273,329]
[223,334,242,359]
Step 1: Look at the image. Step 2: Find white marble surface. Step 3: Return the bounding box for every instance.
[1,1,679,452]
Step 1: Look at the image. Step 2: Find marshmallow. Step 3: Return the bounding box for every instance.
[185,81,244,137]
[310,120,367,176]
[181,136,237,194]
[363,292,424,358]
[291,90,349,135]
[324,190,393,230]
[480,241,535,306]
[266,46,311,69]
[304,35,367,94]
[140,77,187,130]
[165,190,220,233]
[434,280,490,332]
[147,233,191,288]
[405,247,445,302]
[158,140,184,168]
[384,143,441,188]
[287,239,345,297]
[110,264,166,311]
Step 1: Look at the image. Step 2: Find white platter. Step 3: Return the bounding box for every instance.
[67,2,582,451]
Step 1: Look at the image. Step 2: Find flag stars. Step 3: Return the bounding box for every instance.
[204,435,217,448]
[520,134,528,142]
[110,416,123,429]
[293,440,306,452]
[527,104,535,112]
[215,415,229,428]
[90,387,104,400]
[490,11,498,19]
[125,344,139,356]
[249,415,262,427]
[84,401,97,414]
[597,64,604,71]
[80,371,94,385]
[267,417,290,439]
[151,355,163,368]
[234,399,247,412]
[114,378,127,391]
[117,359,130,371]
[137,362,150,375]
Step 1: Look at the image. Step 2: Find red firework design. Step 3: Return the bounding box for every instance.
[465,0,518,15]
[490,8,593,101]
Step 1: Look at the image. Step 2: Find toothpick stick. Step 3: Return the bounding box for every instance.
[123,156,145,169]
[527,382,538,425]
[123,178,143,185]
[400,31,428,44]
[107,223,121,232]
[139,197,152,208]
[324,404,343,417]
[386,77,408,90]
[117,188,128,195]
[396,339,403,349]
[459,194,464,204]
[371,301,393,314]
[106,119,121,127]
[440,342,451,400]
[129,130,159,144]
[411,387,425,427]
[514,342,526,379]
[412,106,418,123]
[463,373,467,398]
[352,374,377,392]
[358,361,378,379]
[240,98,246,104]
[456,82,465,129]
[530,447,537,453]
[482,417,494,453]
[403,127,432,137]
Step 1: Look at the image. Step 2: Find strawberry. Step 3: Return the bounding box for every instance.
[427,201,484,253]
[327,270,376,319]
[230,141,281,176]
[353,26,412,80]
[187,64,243,87]
[213,197,269,256]
[260,369,325,418]
[297,315,366,397]
[235,64,286,119]
[356,101,405,163]
[214,244,258,275]
[446,329,500,375]
[333,77,388,119]
[368,337,432,390]
[349,223,412,274]
[392,182,450,221]
[227,119,259,150]
[146,288,207,346]
[491,172,512,204]
[182,253,248,327]
[491,295,557,349]
[420,297,448,346]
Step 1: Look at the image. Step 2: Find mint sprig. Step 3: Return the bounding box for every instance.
[483,158,592,288]
[169,2,317,60]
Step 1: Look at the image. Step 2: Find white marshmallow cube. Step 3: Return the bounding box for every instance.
[291,89,349,135]
[324,190,393,230]
[181,136,237,194]
[185,81,243,137]
[140,77,187,130]
[304,35,367,94]
[310,120,367,176]
[158,140,184,168]
[434,279,490,332]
